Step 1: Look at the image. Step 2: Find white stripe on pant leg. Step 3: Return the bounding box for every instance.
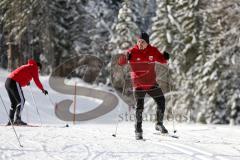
[16,83,24,116]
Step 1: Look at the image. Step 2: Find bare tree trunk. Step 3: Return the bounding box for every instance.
[7,42,13,71]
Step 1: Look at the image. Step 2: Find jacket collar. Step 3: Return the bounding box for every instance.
[134,44,151,51]
[28,59,37,67]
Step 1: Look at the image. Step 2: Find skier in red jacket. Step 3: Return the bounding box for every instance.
[118,32,170,140]
[5,59,48,125]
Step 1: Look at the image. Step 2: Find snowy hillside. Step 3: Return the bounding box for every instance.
[0,69,128,124]
[0,72,240,160]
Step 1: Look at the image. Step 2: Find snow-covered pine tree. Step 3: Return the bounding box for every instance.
[148,0,200,122]
[190,0,225,123]
[69,1,95,55]
[85,1,116,55]
[150,0,172,51]
[189,0,240,124]
[110,0,157,54]
[222,0,240,125]
[82,0,122,84]
[169,0,200,122]
[145,0,171,114]
[0,0,35,42]
[0,0,44,69]
[0,5,7,68]
[109,0,140,106]
[131,0,157,32]
[47,0,74,69]
[111,0,140,54]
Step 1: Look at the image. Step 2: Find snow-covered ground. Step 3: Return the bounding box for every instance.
[1,123,240,160]
[0,69,240,160]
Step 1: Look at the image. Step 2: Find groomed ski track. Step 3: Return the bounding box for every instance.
[0,123,240,160]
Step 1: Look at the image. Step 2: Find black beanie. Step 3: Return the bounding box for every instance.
[139,32,149,44]
[36,62,42,70]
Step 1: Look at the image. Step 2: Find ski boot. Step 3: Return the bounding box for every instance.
[6,108,15,126]
[135,108,143,140]
[6,120,14,126]
[135,122,143,140]
[135,131,143,140]
[155,109,168,134]
[14,106,27,125]
[155,123,168,134]
[14,118,27,126]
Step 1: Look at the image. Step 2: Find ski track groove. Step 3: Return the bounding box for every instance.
[81,144,92,160]
[156,136,231,160]
[148,140,211,160]
[0,124,239,160]
[184,128,240,146]
[91,151,106,160]
[23,138,91,160]
[178,129,239,160]
[90,151,188,160]
[106,135,191,159]
[148,126,235,160]
[42,144,63,160]
[93,127,234,160]
[166,142,213,156]
[145,129,231,160]
[113,135,207,160]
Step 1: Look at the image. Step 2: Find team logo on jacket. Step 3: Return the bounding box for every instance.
[149,56,153,61]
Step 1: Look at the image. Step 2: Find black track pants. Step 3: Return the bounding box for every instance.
[134,85,165,126]
[5,78,25,120]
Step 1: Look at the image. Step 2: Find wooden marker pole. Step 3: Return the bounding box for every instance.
[73,82,77,124]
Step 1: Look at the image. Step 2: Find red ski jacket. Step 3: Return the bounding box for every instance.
[118,44,167,90]
[8,59,44,90]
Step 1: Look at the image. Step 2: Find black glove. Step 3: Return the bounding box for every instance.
[42,89,48,95]
[127,52,132,60]
[163,51,170,60]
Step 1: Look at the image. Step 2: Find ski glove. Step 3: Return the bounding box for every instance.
[127,52,132,60]
[163,51,170,60]
[42,89,48,95]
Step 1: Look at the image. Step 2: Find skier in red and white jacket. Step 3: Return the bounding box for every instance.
[118,32,170,140]
[5,59,48,125]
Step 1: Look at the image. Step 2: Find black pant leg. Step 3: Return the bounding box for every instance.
[5,78,25,120]
[5,78,18,120]
[147,85,165,124]
[133,88,146,132]
[15,83,25,120]
[134,88,147,110]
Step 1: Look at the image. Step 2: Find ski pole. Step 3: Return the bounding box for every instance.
[112,83,125,137]
[168,64,177,134]
[29,86,42,126]
[47,94,69,128]
[0,94,23,147]
[47,94,56,106]
[112,65,127,137]
[112,98,122,137]
[47,94,59,113]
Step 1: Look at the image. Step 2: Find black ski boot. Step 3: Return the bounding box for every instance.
[14,118,27,126]
[155,123,168,134]
[6,120,13,126]
[135,122,143,140]
[155,109,168,134]
[135,109,143,140]
[14,106,27,126]
[135,131,143,140]
[6,109,15,126]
